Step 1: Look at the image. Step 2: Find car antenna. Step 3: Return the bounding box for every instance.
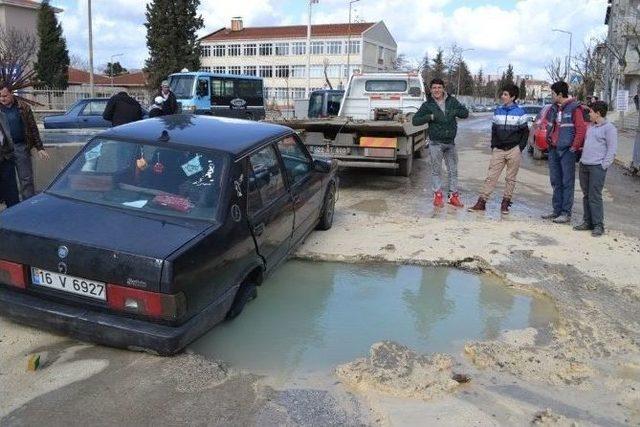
[158,130,170,143]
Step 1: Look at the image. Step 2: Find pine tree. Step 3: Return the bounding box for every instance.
[454,60,474,96]
[34,0,69,89]
[104,62,128,77]
[519,79,527,101]
[431,49,446,82]
[420,52,431,87]
[144,0,204,90]
[503,64,515,86]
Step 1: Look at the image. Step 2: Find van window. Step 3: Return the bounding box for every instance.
[364,80,407,92]
[308,92,324,118]
[169,75,195,99]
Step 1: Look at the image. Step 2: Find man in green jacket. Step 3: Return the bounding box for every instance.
[412,78,469,208]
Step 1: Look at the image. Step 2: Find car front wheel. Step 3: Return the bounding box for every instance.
[317,182,336,230]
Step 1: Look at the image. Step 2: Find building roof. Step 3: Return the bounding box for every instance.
[102,115,293,157]
[200,22,376,42]
[67,67,148,87]
[0,0,62,12]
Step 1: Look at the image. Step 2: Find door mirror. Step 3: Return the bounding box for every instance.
[313,158,331,173]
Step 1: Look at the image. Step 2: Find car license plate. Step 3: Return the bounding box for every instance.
[31,267,106,301]
[309,145,350,156]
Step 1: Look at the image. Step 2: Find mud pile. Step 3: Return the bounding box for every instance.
[335,341,464,400]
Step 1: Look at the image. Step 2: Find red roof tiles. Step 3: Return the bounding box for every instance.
[67,67,147,87]
[200,22,376,42]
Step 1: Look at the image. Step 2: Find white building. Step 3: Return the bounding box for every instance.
[604,0,640,104]
[198,18,397,105]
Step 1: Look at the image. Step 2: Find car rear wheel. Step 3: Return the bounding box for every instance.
[226,281,257,320]
[317,182,336,230]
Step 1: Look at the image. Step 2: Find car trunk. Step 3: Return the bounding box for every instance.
[0,194,212,295]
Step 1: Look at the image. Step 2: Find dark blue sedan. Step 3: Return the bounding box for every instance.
[44,98,149,129]
[0,115,338,355]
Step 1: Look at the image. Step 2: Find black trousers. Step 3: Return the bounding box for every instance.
[0,158,19,207]
[579,163,607,227]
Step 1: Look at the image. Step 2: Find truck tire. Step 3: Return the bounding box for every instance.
[317,182,336,230]
[413,146,425,159]
[532,146,544,160]
[226,281,257,320]
[398,155,413,177]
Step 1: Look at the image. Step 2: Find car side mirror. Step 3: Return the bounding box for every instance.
[313,158,331,173]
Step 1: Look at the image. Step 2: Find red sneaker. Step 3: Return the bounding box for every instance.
[433,191,444,208]
[448,192,464,208]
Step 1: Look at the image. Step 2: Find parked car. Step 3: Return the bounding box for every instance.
[43,98,148,129]
[527,104,552,159]
[0,115,338,355]
[520,105,544,125]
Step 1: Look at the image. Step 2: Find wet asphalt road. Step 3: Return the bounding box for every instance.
[338,113,640,238]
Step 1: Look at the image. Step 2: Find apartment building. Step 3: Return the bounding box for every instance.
[604,0,640,103]
[0,0,62,37]
[199,18,397,104]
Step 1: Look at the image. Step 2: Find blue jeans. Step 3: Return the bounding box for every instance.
[548,148,576,216]
[429,141,458,194]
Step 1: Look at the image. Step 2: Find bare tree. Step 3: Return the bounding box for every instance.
[322,58,333,90]
[0,27,38,92]
[571,39,606,97]
[69,54,90,72]
[545,57,565,82]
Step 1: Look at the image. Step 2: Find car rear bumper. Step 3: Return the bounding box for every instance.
[0,285,237,356]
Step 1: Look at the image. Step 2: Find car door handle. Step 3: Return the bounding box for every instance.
[252,223,265,236]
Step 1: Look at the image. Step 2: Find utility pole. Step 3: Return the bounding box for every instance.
[88,0,94,97]
[346,0,361,84]
[305,0,315,98]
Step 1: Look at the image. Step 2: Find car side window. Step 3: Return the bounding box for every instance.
[276,136,311,185]
[81,101,107,116]
[247,145,288,216]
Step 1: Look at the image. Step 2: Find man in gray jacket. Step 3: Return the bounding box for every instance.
[0,110,19,207]
[573,101,617,237]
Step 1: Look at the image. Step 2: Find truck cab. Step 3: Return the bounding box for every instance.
[308,90,345,118]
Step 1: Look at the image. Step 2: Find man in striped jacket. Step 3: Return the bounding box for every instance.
[469,84,529,214]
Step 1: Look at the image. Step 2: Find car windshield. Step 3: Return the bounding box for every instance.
[48,138,226,221]
[169,75,195,99]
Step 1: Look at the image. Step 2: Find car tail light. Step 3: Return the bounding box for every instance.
[0,260,27,289]
[106,284,186,321]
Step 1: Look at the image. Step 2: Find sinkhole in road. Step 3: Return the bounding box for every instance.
[190,261,558,376]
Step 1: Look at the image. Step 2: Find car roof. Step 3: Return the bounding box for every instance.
[98,115,293,157]
[169,72,263,81]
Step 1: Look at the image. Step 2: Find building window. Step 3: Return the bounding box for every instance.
[212,45,226,57]
[244,44,257,56]
[292,42,306,55]
[228,66,241,75]
[201,45,211,57]
[378,46,384,61]
[326,64,341,78]
[291,88,306,99]
[290,65,305,78]
[259,43,273,56]
[326,41,342,55]
[309,65,323,78]
[200,66,211,72]
[310,41,324,55]
[212,66,226,74]
[346,40,361,55]
[243,66,257,76]
[228,44,241,56]
[259,65,273,78]
[275,42,289,56]
[275,65,290,78]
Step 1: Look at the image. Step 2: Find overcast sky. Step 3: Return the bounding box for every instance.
[50,0,608,80]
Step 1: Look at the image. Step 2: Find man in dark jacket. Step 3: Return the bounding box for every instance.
[469,84,529,214]
[160,80,178,115]
[0,84,49,200]
[103,91,143,126]
[412,78,469,208]
[0,110,19,207]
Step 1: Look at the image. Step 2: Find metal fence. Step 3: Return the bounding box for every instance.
[18,88,152,112]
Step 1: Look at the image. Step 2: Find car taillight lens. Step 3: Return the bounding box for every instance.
[0,260,27,289]
[106,284,186,321]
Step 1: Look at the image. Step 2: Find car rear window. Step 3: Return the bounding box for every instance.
[48,138,226,221]
[364,80,408,92]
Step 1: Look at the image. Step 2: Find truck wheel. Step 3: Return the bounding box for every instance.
[317,182,336,230]
[226,281,257,320]
[532,146,544,160]
[398,155,413,177]
[413,146,425,159]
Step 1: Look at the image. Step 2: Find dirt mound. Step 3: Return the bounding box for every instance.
[335,341,463,400]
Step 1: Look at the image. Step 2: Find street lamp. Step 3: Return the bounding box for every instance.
[552,28,572,81]
[346,0,361,84]
[456,48,474,97]
[88,0,94,97]
[110,53,123,87]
